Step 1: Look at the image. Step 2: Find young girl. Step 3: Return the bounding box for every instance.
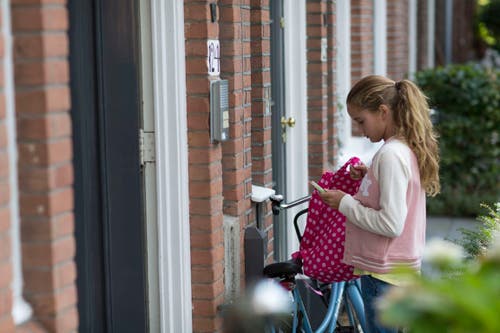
[319,75,440,333]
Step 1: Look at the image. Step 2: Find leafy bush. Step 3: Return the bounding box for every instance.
[479,0,500,51]
[455,203,500,258]
[378,204,500,332]
[415,64,500,217]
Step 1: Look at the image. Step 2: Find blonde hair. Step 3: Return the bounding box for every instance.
[347,75,440,196]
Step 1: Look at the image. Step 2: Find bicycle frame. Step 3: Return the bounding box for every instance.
[268,194,367,333]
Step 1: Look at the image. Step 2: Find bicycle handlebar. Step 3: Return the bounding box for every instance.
[270,194,311,215]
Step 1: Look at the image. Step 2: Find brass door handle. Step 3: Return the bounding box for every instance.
[281,116,296,128]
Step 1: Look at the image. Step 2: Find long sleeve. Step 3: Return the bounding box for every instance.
[338,144,411,237]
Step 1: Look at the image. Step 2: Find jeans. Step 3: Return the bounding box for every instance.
[360,275,399,333]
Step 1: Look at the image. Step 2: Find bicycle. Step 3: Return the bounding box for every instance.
[262,194,367,333]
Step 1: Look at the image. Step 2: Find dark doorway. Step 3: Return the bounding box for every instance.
[69,0,147,332]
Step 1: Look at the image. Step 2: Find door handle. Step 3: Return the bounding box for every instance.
[280,116,296,128]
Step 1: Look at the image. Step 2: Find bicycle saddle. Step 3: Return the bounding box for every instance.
[262,260,302,279]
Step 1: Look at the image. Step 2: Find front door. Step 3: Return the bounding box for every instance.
[69,0,147,332]
[271,0,309,260]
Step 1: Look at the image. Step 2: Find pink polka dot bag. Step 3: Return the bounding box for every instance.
[292,157,362,283]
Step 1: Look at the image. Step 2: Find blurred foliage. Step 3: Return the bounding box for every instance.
[415,64,500,217]
[378,203,500,332]
[455,203,500,259]
[478,0,500,51]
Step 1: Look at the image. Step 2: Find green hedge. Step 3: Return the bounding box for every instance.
[415,64,500,217]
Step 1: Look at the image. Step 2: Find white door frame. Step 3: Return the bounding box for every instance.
[140,1,192,332]
[336,0,352,167]
[408,0,418,78]
[284,0,308,256]
[373,0,387,76]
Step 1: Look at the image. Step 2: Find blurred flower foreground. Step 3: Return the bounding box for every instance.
[378,203,500,333]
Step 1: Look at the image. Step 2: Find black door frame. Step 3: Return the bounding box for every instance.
[271,0,288,261]
[69,0,147,332]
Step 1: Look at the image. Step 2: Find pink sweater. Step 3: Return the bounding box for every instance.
[339,138,426,274]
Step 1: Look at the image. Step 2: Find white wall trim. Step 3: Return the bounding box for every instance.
[427,0,436,68]
[408,0,418,78]
[373,0,387,76]
[148,1,192,332]
[284,0,308,256]
[335,0,352,168]
[2,0,33,324]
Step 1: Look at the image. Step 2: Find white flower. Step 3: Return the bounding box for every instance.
[423,238,464,267]
[251,279,293,315]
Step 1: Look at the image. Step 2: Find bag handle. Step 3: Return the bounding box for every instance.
[336,156,361,176]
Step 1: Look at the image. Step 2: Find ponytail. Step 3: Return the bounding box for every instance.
[347,75,440,196]
[393,80,440,196]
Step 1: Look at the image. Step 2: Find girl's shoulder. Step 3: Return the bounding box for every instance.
[373,139,413,175]
[377,138,412,159]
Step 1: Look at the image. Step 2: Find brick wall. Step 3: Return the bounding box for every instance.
[219,1,253,281]
[350,0,373,136]
[326,0,338,168]
[185,1,272,331]
[306,0,329,181]
[0,6,15,332]
[184,2,224,332]
[387,0,409,80]
[11,1,77,332]
[248,0,274,262]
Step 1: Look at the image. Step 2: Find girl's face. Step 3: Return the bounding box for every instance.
[347,105,391,142]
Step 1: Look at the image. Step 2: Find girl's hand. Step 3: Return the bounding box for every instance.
[318,190,346,210]
[350,163,367,180]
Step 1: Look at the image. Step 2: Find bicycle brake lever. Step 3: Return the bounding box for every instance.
[270,194,284,215]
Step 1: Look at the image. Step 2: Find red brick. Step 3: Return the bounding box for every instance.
[189,147,222,164]
[0,316,15,333]
[184,3,212,21]
[22,236,74,267]
[0,208,10,233]
[17,113,71,140]
[192,297,222,317]
[184,21,218,39]
[0,262,12,289]
[12,6,68,32]
[23,261,75,293]
[191,278,224,299]
[191,262,224,284]
[0,182,9,206]
[0,151,8,179]
[14,33,68,58]
[0,95,5,120]
[192,315,221,333]
[0,289,13,317]
[16,87,70,114]
[28,285,77,317]
[11,0,66,4]
[21,212,74,242]
[18,138,72,167]
[19,162,73,191]
[15,60,69,86]
[19,187,73,218]
[190,212,223,232]
[190,178,223,198]
[189,196,223,216]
